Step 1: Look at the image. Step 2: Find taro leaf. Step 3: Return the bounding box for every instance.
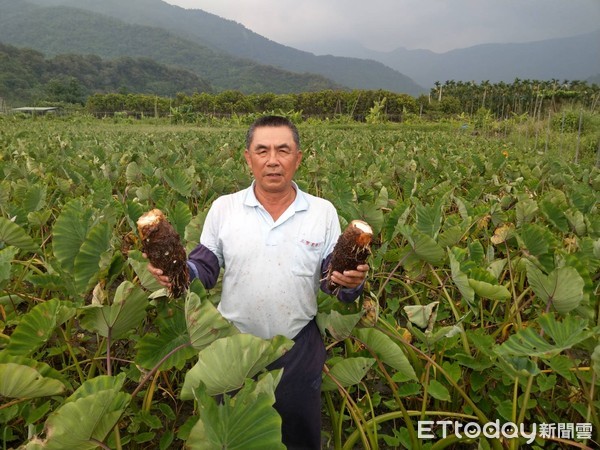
[321,357,376,391]
[398,225,445,264]
[0,246,19,285]
[448,251,475,309]
[468,279,511,301]
[316,309,362,341]
[352,328,417,381]
[80,281,147,340]
[540,198,569,232]
[73,221,112,294]
[187,374,284,450]
[404,302,439,331]
[592,344,600,383]
[565,209,586,236]
[0,353,72,390]
[356,202,384,236]
[163,168,193,197]
[0,363,65,398]
[515,198,538,226]
[2,299,75,357]
[495,356,541,381]
[495,314,592,359]
[23,184,47,213]
[185,290,239,352]
[184,212,207,253]
[24,374,131,450]
[135,305,197,371]
[124,199,144,234]
[169,201,193,238]
[181,334,294,398]
[52,198,93,274]
[414,197,443,239]
[128,249,163,292]
[0,216,39,253]
[526,263,584,314]
[125,161,141,183]
[427,379,450,401]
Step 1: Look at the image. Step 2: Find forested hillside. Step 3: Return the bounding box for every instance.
[0,43,211,105]
[24,0,426,95]
[0,0,342,95]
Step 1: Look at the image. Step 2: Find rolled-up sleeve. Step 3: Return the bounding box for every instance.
[187,244,220,289]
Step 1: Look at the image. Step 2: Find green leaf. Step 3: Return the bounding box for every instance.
[168,201,193,239]
[0,363,65,398]
[187,374,284,450]
[23,184,47,213]
[448,250,475,308]
[591,344,600,383]
[398,226,445,264]
[322,357,375,391]
[515,198,538,226]
[404,302,439,330]
[495,314,592,359]
[0,217,39,253]
[80,281,148,340]
[0,246,19,285]
[127,249,163,292]
[427,379,451,401]
[353,328,417,381]
[519,223,551,258]
[414,198,443,239]
[540,198,569,232]
[52,198,92,273]
[526,263,584,314]
[3,299,76,357]
[185,290,239,352]
[468,279,511,301]
[135,306,197,371]
[73,220,112,294]
[181,334,293,398]
[316,308,362,341]
[163,168,193,197]
[26,374,131,450]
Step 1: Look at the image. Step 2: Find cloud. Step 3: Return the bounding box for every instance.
[164,0,600,53]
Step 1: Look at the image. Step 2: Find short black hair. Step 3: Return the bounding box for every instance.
[245,115,300,150]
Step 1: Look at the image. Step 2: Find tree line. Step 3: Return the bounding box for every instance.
[85,79,599,122]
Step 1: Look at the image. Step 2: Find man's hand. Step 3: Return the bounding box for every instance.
[329,264,369,290]
[143,253,172,288]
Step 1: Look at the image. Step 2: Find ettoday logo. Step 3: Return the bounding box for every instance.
[418,420,594,445]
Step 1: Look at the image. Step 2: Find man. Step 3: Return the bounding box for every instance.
[148,115,368,449]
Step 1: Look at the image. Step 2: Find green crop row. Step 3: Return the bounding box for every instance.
[0,114,598,449]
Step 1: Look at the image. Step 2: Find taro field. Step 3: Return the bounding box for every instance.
[0,113,598,450]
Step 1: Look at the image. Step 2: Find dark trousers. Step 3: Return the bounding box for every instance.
[266,319,327,449]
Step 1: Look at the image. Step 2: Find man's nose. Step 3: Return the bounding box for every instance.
[266,149,281,164]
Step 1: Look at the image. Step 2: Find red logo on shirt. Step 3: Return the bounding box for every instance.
[300,239,323,248]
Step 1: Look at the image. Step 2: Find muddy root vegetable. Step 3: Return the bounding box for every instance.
[326,219,372,292]
[137,209,189,298]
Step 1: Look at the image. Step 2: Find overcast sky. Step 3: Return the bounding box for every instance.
[163,0,600,54]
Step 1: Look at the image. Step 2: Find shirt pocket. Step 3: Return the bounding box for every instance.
[292,235,325,277]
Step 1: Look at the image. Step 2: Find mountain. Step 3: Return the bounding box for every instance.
[0,42,210,104]
[2,0,425,95]
[0,0,343,94]
[296,31,600,88]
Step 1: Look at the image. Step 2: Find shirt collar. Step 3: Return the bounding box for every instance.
[244,181,309,212]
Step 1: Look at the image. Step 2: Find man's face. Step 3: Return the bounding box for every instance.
[244,125,302,195]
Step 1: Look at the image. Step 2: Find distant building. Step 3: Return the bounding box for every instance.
[11,107,60,115]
